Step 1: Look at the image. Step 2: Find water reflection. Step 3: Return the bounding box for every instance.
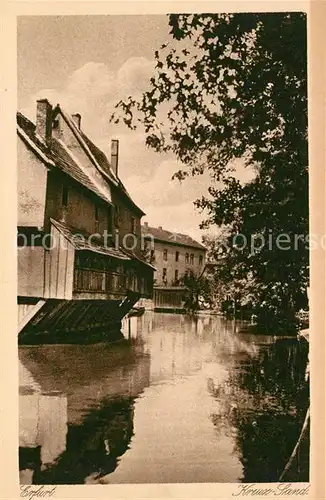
[19,385,67,484]
[207,337,309,482]
[19,313,309,484]
[19,336,150,484]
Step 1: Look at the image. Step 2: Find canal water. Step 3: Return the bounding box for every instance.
[19,312,309,485]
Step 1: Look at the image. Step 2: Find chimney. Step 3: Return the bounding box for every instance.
[36,99,53,142]
[72,113,81,130]
[144,222,149,230]
[158,226,163,230]
[111,139,119,176]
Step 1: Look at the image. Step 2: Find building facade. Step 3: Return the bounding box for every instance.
[17,98,154,342]
[141,223,206,286]
[141,223,206,311]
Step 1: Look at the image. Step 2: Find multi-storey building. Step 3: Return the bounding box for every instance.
[141,223,206,286]
[17,98,154,342]
[141,223,206,311]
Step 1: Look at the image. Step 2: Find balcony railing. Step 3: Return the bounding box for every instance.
[74,267,153,298]
[74,268,126,295]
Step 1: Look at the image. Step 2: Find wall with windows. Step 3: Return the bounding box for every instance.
[51,113,143,253]
[45,171,110,235]
[44,172,142,256]
[111,188,142,256]
[148,240,206,286]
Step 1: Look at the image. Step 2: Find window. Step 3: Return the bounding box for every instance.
[163,249,168,261]
[150,250,155,262]
[162,268,167,283]
[199,255,203,266]
[62,185,68,207]
[175,251,179,262]
[190,254,194,265]
[174,270,179,283]
[185,253,189,264]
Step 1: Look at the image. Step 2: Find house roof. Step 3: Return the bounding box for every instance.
[79,130,144,216]
[51,219,155,270]
[17,112,54,164]
[17,112,112,205]
[50,138,113,203]
[51,219,131,260]
[54,105,145,216]
[17,107,144,215]
[141,225,206,251]
[121,247,156,271]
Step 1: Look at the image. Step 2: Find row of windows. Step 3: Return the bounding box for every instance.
[161,268,196,284]
[162,268,179,284]
[163,248,203,266]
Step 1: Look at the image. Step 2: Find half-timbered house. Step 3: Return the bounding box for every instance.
[17,98,154,342]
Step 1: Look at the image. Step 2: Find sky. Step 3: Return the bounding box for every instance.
[17,15,251,242]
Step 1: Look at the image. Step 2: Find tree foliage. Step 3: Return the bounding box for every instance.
[178,270,209,313]
[202,232,256,317]
[112,13,308,333]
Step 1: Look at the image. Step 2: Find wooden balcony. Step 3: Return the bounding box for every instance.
[74,268,127,296]
[73,259,153,299]
[18,219,154,303]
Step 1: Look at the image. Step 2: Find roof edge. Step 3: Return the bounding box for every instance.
[141,232,206,251]
[17,125,55,167]
[55,105,145,216]
[55,106,120,187]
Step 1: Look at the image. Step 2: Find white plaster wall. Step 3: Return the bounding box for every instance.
[152,241,206,285]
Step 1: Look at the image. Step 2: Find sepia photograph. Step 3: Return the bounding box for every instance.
[16,10,312,488]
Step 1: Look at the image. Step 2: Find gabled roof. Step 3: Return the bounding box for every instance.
[17,106,145,215]
[17,112,54,166]
[53,105,145,216]
[80,130,118,186]
[17,112,112,205]
[141,225,206,251]
[80,131,139,207]
[51,138,112,203]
